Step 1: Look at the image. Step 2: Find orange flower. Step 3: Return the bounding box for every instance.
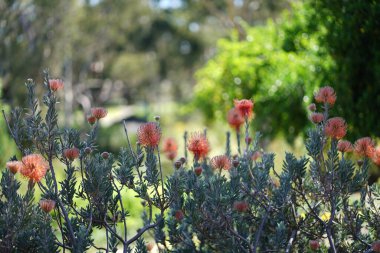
[6,161,23,174]
[162,138,178,152]
[309,240,320,250]
[20,154,49,182]
[354,137,375,158]
[372,147,380,166]
[234,99,254,119]
[39,199,56,213]
[337,140,353,153]
[49,79,64,92]
[137,122,161,148]
[187,132,210,161]
[227,108,245,131]
[233,201,249,212]
[63,147,80,161]
[211,155,231,171]
[91,107,108,119]
[310,113,324,124]
[324,117,347,139]
[314,86,336,106]
[146,242,155,252]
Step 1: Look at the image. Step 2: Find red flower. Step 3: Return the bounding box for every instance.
[87,115,97,125]
[49,79,64,92]
[175,210,184,221]
[187,132,210,161]
[63,147,80,161]
[194,167,203,176]
[309,240,320,250]
[39,199,56,213]
[20,154,49,182]
[234,99,254,119]
[324,117,347,139]
[372,147,380,166]
[372,241,380,253]
[227,108,244,131]
[91,107,108,119]
[233,201,249,212]
[137,122,161,148]
[314,86,336,106]
[211,155,231,171]
[337,140,353,153]
[354,137,375,158]
[310,113,324,124]
[6,161,23,174]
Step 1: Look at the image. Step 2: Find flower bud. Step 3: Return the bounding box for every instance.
[174,160,182,169]
[245,137,252,145]
[175,210,184,221]
[357,160,364,166]
[233,201,249,212]
[180,157,186,164]
[308,103,316,111]
[146,242,154,251]
[194,167,203,176]
[40,199,56,213]
[232,159,239,168]
[84,147,92,154]
[309,240,320,250]
[87,115,97,125]
[154,115,160,122]
[101,152,109,159]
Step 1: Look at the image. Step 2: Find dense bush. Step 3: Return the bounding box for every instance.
[1,74,380,252]
[192,0,380,143]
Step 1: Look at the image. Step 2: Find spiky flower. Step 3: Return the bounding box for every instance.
[324,117,347,139]
[314,86,336,106]
[354,137,375,158]
[310,113,324,124]
[39,199,56,213]
[234,99,254,119]
[6,161,23,174]
[227,108,245,131]
[211,155,231,171]
[337,140,353,153]
[137,122,161,148]
[48,79,64,92]
[63,147,80,161]
[20,154,49,182]
[187,132,210,161]
[91,107,108,119]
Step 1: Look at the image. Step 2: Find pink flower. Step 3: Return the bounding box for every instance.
[39,199,56,213]
[234,99,254,119]
[372,147,380,166]
[337,140,353,153]
[314,86,336,106]
[63,147,80,161]
[91,107,108,119]
[354,137,375,158]
[310,113,324,124]
[227,108,245,131]
[210,155,231,171]
[308,103,316,111]
[49,79,64,92]
[324,117,347,139]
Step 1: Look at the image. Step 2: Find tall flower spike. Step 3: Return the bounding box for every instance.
[314,86,336,106]
[211,155,231,171]
[354,137,375,158]
[187,132,210,161]
[20,154,49,182]
[227,108,245,131]
[234,99,254,119]
[137,122,161,148]
[49,79,64,92]
[324,117,347,139]
[91,107,108,119]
